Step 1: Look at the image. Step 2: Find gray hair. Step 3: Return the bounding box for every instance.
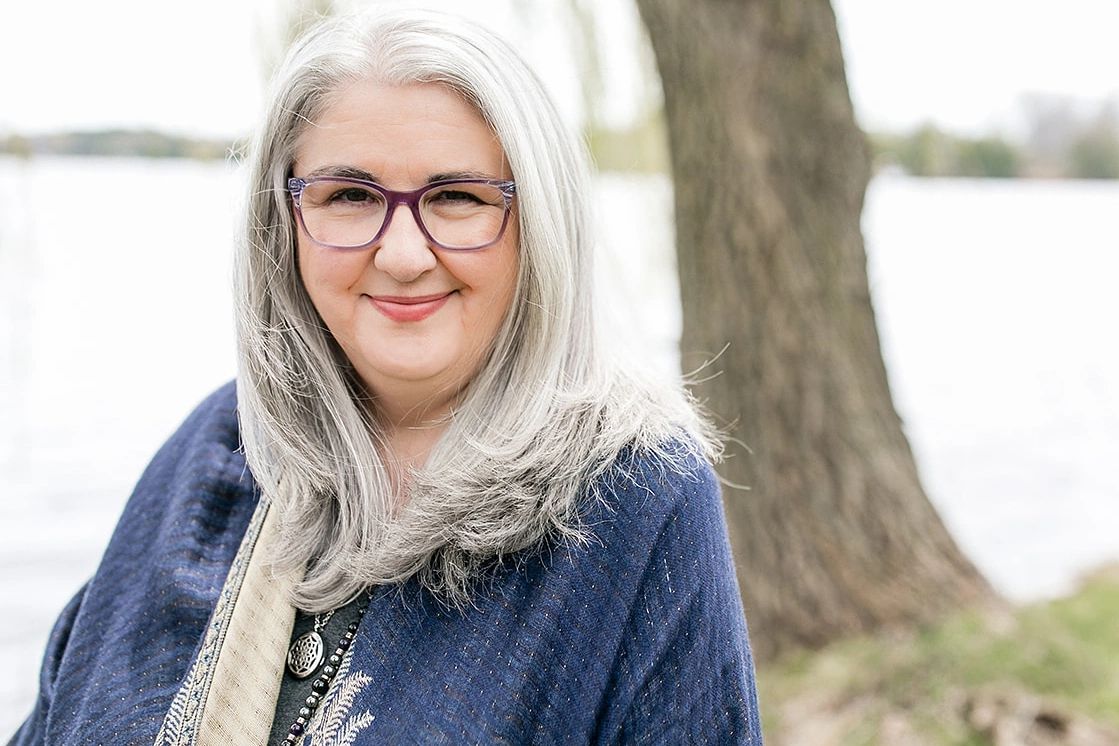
[235,8,716,612]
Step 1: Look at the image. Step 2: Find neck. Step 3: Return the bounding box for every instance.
[373,384,456,475]
[383,417,447,477]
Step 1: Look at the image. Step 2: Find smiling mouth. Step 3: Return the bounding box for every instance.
[366,292,453,322]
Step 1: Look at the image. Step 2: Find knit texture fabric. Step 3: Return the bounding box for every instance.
[10,382,765,745]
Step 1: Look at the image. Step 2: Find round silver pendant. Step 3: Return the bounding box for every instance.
[287,630,325,679]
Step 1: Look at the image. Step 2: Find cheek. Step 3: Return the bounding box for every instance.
[493,261,519,319]
[470,247,519,326]
[495,242,521,318]
[295,241,316,299]
[297,240,366,308]
[496,226,521,315]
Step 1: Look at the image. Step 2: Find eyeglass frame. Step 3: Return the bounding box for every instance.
[287,175,518,251]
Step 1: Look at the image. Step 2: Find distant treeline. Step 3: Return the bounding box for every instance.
[5,95,1118,181]
[871,126,1119,179]
[0,129,237,161]
[872,99,1119,179]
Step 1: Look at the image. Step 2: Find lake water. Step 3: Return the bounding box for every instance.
[1,156,1116,737]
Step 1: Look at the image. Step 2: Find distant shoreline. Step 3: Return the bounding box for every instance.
[3,127,1117,180]
[0,129,239,161]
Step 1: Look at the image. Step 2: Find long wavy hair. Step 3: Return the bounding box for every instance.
[235,8,716,612]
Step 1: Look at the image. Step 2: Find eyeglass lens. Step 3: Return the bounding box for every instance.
[297,180,509,249]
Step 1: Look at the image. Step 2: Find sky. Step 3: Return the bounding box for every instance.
[1,0,1117,140]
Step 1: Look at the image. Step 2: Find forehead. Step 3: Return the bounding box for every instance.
[293,81,510,184]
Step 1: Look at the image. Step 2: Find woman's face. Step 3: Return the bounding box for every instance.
[292,81,519,418]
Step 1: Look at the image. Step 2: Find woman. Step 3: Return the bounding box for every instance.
[13,10,762,745]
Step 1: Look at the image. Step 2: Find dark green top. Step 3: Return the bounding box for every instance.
[268,594,368,744]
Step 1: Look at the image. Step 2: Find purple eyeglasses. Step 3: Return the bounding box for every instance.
[287,176,517,251]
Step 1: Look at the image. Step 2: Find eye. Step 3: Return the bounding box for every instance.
[330,187,376,204]
[433,189,487,205]
[299,180,386,214]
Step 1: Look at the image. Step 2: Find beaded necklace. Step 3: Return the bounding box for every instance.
[277,591,373,745]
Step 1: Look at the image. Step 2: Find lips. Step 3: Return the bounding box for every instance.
[367,291,453,322]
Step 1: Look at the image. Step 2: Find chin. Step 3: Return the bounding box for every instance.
[362,354,462,387]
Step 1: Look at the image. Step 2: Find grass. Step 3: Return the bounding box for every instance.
[757,564,1119,744]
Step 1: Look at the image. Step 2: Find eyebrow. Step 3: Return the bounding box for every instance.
[302,165,505,184]
[305,165,378,181]
[427,170,504,183]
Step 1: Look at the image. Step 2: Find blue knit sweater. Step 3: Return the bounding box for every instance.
[12,383,764,744]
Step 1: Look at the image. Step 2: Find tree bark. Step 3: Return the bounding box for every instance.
[635,0,992,660]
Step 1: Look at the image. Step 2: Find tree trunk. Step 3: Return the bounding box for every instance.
[635,0,992,660]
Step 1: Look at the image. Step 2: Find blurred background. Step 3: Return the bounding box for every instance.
[2,0,1117,742]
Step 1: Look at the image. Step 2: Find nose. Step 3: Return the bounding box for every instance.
[373,204,437,282]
